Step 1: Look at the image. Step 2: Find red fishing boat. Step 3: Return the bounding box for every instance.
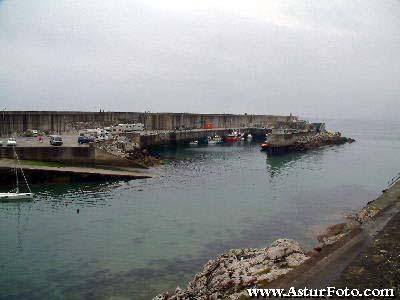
[260,133,270,151]
[224,131,242,143]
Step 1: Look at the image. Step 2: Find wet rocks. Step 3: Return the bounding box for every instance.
[96,137,161,167]
[293,133,351,151]
[356,206,381,224]
[315,222,354,248]
[153,239,309,300]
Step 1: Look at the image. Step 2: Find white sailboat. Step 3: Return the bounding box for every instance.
[0,146,33,201]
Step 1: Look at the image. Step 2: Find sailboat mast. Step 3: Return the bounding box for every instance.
[13,145,32,193]
[14,146,19,193]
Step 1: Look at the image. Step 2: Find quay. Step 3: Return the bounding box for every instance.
[0,159,151,184]
[0,111,353,183]
[0,144,143,167]
[138,127,271,148]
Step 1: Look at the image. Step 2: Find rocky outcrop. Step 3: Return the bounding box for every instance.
[292,133,351,151]
[96,137,161,167]
[266,132,354,154]
[153,239,309,300]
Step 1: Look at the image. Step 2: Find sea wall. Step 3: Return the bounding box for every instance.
[0,111,290,135]
[0,146,138,167]
[0,146,94,163]
[268,132,313,147]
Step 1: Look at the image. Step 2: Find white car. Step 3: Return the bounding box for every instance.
[7,138,17,146]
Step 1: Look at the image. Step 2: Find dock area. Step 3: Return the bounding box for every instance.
[138,127,270,148]
[0,159,152,184]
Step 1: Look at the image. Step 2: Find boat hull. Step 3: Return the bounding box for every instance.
[0,193,34,201]
[224,137,240,143]
[260,143,270,151]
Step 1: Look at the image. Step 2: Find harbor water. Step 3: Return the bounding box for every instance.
[1,119,400,299]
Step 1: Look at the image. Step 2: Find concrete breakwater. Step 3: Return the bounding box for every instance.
[0,145,140,167]
[0,111,290,136]
[265,132,354,154]
[0,159,151,184]
[139,127,270,148]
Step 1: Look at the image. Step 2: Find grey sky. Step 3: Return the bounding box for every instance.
[0,0,399,119]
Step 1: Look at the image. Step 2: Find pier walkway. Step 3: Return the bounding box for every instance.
[0,159,152,184]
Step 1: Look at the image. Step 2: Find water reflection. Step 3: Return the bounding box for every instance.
[265,149,327,180]
[265,152,304,178]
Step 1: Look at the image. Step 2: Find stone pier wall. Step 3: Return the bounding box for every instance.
[0,146,137,166]
[0,111,290,136]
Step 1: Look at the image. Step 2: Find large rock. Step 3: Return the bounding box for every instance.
[266,238,303,261]
[155,239,309,300]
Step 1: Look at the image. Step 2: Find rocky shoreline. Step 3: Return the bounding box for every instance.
[154,239,309,300]
[154,182,399,300]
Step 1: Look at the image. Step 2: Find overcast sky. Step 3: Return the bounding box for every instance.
[0,0,399,119]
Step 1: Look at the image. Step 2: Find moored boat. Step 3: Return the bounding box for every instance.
[260,133,270,151]
[208,135,223,145]
[1,146,34,202]
[0,192,33,201]
[224,131,242,143]
[260,142,269,151]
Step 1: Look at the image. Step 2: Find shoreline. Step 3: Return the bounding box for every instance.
[154,180,400,300]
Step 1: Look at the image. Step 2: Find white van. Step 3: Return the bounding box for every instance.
[111,123,144,133]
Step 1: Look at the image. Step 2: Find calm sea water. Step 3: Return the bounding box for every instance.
[1,119,400,300]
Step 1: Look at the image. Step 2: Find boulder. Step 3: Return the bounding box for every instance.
[157,239,308,299]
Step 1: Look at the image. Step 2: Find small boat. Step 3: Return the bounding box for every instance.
[0,192,33,201]
[260,142,269,151]
[225,131,242,143]
[0,146,34,202]
[260,134,270,151]
[208,135,223,145]
[189,140,199,146]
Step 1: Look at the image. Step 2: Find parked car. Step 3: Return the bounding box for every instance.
[49,135,63,146]
[78,135,94,144]
[25,129,38,137]
[96,134,109,142]
[7,138,17,146]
